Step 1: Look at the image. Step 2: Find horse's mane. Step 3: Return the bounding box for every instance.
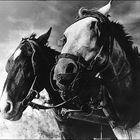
[28,33,59,57]
[109,22,139,67]
[76,7,109,23]
[76,7,139,68]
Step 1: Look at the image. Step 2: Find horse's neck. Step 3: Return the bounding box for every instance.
[103,39,140,128]
[105,39,132,99]
[110,39,131,81]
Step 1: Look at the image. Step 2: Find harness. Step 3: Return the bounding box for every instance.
[51,11,135,130]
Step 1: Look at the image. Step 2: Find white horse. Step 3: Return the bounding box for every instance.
[53,1,140,139]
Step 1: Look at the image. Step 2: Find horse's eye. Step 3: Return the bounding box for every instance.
[58,35,67,48]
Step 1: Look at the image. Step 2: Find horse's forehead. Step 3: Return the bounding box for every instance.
[65,17,97,36]
[62,17,97,55]
[13,48,22,60]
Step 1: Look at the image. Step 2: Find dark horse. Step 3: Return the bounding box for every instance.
[53,1,140,139]
[0,28,115,139]
[0,28,59,120]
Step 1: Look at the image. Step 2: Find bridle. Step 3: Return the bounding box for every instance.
[51,11,112,96]
[17,38,80,112]
[51,11,110,86]
[49,39,112,117]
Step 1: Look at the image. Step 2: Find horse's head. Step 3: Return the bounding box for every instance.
[53,1,112,100]
[0,28,56,121]
[54,0,140,129]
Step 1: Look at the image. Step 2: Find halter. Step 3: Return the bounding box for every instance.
[51,11,111,91]
[51,35,111,95]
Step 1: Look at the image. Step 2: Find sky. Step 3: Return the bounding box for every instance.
[0,1,140,92]
[0,0,140,138]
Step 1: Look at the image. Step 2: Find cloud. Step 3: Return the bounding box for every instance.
[110,1,140,44]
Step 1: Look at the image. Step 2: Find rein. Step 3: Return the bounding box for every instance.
[25,71,109,126]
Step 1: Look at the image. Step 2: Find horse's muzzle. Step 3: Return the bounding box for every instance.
[55,73,77,89]
[53,71,80,101]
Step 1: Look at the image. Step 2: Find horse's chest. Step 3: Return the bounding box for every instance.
[113,121,140,139]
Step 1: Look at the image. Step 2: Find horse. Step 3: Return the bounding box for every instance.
[0,27,60,120]
[0,28,115,140]
[53,0,140,139]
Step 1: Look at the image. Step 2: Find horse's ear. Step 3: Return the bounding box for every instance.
[37,27,52,45]
[98,0,112,16]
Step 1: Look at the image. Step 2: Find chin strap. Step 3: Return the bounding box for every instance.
[20,76,39,111]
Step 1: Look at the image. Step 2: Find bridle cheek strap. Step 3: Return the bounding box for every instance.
[19,39,41,111]
[20,76,39,111]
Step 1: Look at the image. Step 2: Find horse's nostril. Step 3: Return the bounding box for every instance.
[66,63,76,73]
[59,79,66,85]
[5,101,13,114]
